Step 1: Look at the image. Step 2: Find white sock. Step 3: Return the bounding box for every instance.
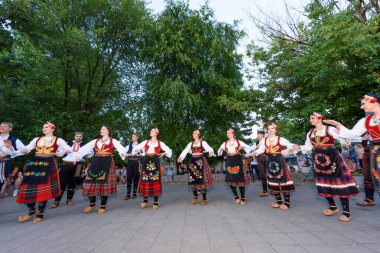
[13,189,18,197]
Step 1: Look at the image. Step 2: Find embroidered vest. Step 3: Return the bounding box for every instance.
[308,126,335,148]
[224,139,241,154]
[191,141,205,153]
[144,139,161,154]
[365,115,380,141]
[265,136,282,154]
[35,136,59,154]
[95,138,114,154]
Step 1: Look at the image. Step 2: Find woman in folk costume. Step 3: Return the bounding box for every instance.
[254,123,296,210]
[301,112,359,222]
[76,125,126,214]
[17,122,71,223]
[132,128,172,209]
[324,94,380,204]
[177,130,215,206]
[217,128,252,205]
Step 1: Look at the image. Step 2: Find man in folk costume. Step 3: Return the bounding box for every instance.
[132,128,172,209]
[357,133,376,206]
[0,122,25,198]
[49,132,92,208]
[124,133,142,200]
[256,130,269,197]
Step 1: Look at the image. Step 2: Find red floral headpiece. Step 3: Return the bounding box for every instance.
[313,112,323,120]
[194,130,201,137]
[227,128,235,135]
[46,121,56,130]
[364,95,377,104]
[269,123,278,131]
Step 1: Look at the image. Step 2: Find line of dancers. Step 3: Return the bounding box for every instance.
[1,93,379,223]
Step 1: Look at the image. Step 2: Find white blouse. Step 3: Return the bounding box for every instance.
[255,136,293,155]
[132,139,172,158]
[0,134,25,154]
[217,139,251,156]
[62,141,93,162]
[301,126,340,151]
[178,141,214,162]
[24,136,71,153]
[76,138,126,159]
[338,118,369,139]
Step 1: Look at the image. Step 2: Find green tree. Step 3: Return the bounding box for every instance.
[1,0,151,142]
[246,0,380,143]
[141,0,248,153]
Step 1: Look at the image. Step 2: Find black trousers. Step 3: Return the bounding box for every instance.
[55,164,77,202]
[127,160,140,195]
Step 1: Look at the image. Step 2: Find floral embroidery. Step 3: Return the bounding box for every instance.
[24,171,46,177]
[313,153,337,174]
[227,166,240,174]
[267,161,282,179]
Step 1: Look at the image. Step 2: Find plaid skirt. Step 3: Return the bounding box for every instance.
[82,157,117,196]
[267,155,295,194]
[139,156,162,197]
[17,157,61,204]
[189,156,214,190]
[314,149,359,198]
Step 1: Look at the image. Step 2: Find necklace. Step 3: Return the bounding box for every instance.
[228,139,235,146]
[268,136,276,145]
[41,137,54,147]
[100,138,110,145]
[314,126,324,137]
[373,115,380,125]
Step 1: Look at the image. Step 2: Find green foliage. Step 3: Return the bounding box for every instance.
[246,0,380,143]
[140,0,248,153]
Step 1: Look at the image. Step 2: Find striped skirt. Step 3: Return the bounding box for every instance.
[313,147,359,198]
[82,157,117,196]
[266,154,295,194]
[17,157,61,204]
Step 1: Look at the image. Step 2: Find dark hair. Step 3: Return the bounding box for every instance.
[102,124,112,136]
[257,130,265,135]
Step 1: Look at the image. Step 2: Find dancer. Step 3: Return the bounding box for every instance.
[301,112,359,222]
[324,94,380,198]
[255,130,269,197]
[0,122,25,196]
[132,128,172,209]
[217,128,251,205]
[49,132,91,208]
[17,122,71,223]
[356,133,376,206]
[254,123,296,210]
[124,133,142,200]
[177,130,215,206]
[76,125,126,214]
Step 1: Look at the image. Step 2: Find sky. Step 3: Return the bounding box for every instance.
[147,0,310,139]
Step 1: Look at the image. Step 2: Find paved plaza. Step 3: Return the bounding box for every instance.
[1,182,380,253]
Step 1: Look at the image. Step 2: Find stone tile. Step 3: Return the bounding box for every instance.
[363,244,380,253]
[272,245,308,253]
[286,232,324,245]
[210,246,244,253]
[260,232,297,246]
